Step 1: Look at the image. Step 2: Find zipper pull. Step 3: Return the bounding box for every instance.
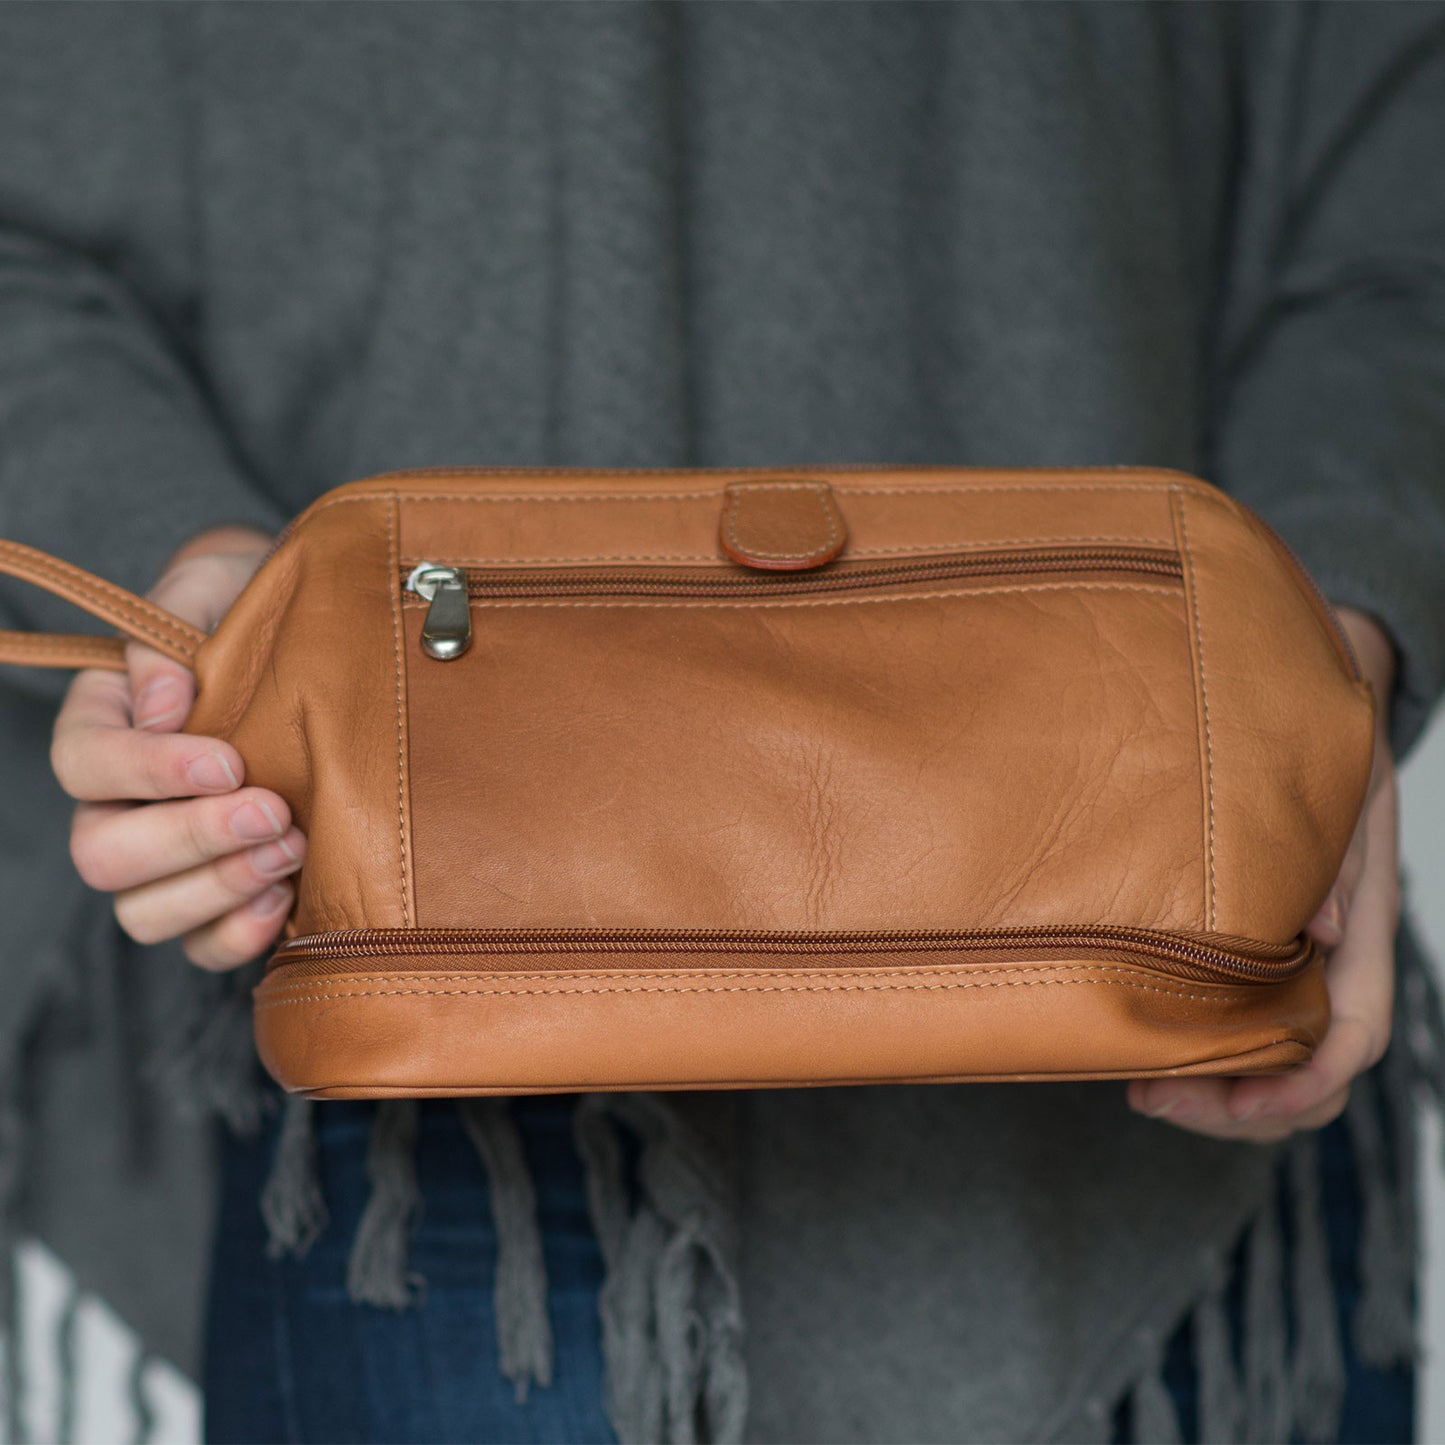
[405,562,472,660]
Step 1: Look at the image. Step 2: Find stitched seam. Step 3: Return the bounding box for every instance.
[724,483,840,563]
[1176,488,1216,930]
[255,975,1256,1008]
[0,640,126,669]
[70,609,193,659]
[302,480,1219,517]
[399,581,1184,613]
[397,536,1176,567]
[0,634,121,651]
[261,963,1261,989]
[351,463,1202,482]
[831,533,1174,555]
[387,494,411,927]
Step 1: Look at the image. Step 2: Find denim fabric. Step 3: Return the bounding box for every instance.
[1112,1106,1415,1445]
[203,1094,617,1444]
[204,1092,1415,1445]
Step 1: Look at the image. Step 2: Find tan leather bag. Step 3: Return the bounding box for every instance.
[0,466,1376,1097]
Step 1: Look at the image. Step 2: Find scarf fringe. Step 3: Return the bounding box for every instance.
[1128,1344,1185,1443]
[1,1051,25,1445]
[574,1093,747,1445]
[1287,1131,1346,1442]
[1242,1175,1292,1444]
[1095,922,1444,1445]
[1345,1068,1417,1369]
[344,1099,422,1309]
[53,1278,79,1445]
[127,1345,156,1445]
[260,1095,328,1260]
[1193,1269,1244,1443]
[276,1090,744,1442]
[457,1098,556,1402]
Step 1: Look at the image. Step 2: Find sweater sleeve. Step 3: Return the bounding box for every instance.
[0,7,289,703]
[1207,2,1445,762]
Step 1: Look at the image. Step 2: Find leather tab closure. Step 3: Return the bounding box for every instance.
[719,480,848,571]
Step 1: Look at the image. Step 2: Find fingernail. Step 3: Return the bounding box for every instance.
[1145,1097,1179,1119]
[230,800,283,842]
[187,751,239,792]
[1232,1101,1267,1124]
[248,882,292,915]
[251,838,301,875]
[135,677,185,729]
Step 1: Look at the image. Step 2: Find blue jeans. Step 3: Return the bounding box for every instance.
[204,1093,1415,1444]
[203,1094,617,1443]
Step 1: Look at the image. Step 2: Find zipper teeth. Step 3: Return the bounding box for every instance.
[275,924,1311,982]
[400,546,1182,599]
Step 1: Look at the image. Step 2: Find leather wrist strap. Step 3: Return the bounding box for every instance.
[0,539,205,673]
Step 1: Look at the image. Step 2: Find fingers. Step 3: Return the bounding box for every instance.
[112,826,306,946]
[1306,737,1381,948]
[179,882,298,971]
[51,667,245,802]
[1129,756,1400,1144]
[70,788,295,892]
[1124,1020,1366,1144]
[126,639,197,734]
[47,533,294,974]
[1306,832,1363,949]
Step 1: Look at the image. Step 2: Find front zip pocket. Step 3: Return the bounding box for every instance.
[381,543,1255,988]
[272,923,1315,988]
[400,544,1186,660]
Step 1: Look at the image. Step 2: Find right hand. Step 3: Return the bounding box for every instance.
[50,525,308,970]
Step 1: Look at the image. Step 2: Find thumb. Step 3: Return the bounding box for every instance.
[129,642,197,734]
[127,526,274,735]
[128,561,213,734]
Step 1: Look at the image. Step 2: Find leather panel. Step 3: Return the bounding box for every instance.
[1171,489,1376,939]
[379,467,1183,568]
[403,579,1206,934]
[253,950,1328,1094]
[186,494,415,932]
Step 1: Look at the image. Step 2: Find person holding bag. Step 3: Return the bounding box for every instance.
[0,5,1441,1442]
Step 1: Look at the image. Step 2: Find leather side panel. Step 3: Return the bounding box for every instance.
[188,494,414,933]
[1173,488,1375,941]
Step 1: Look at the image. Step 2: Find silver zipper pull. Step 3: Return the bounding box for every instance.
[405,562,472,660]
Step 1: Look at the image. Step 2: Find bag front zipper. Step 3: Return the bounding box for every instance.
[273,922,1314,987]
[402,544,1185,661]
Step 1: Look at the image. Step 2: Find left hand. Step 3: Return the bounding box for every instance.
[1126,606,1400,1143]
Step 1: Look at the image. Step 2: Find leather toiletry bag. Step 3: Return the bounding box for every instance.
[0,466,1376,1096]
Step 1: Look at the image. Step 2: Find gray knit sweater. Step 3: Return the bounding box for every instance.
[2,4,1445,1442]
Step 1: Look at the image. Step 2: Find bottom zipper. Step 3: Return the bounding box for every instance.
[272,924,1314,987]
